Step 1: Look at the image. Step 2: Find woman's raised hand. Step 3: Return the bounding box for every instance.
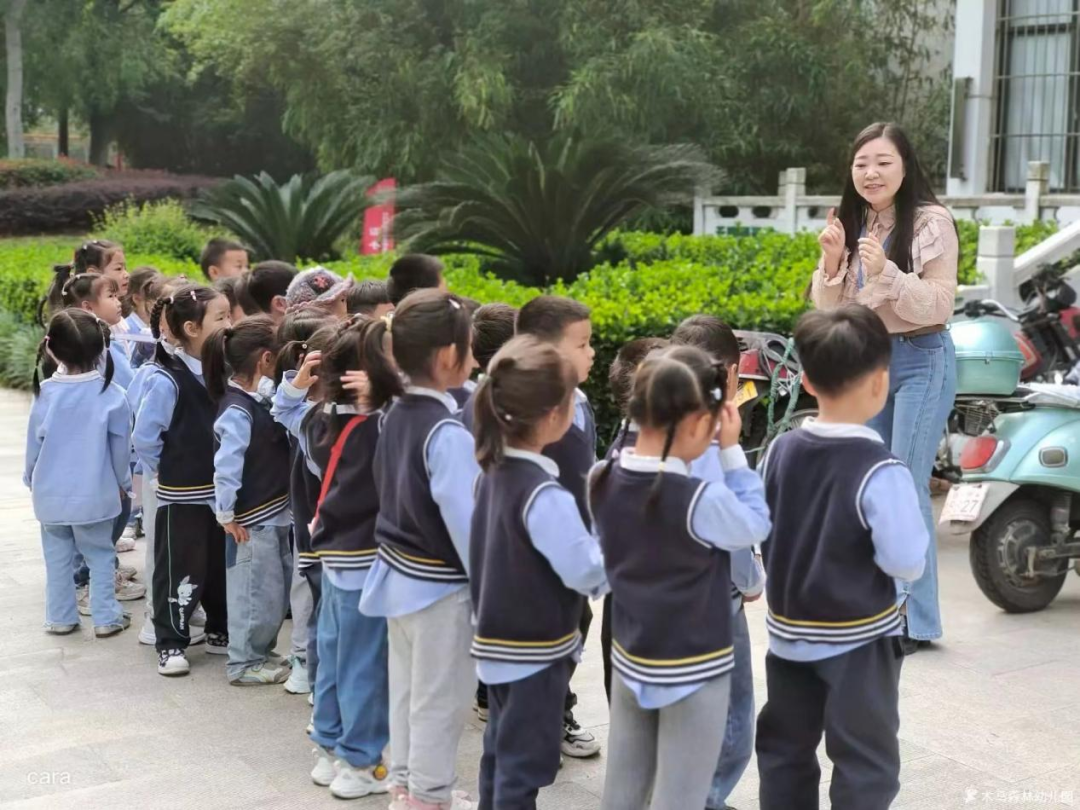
[818,207,846,277]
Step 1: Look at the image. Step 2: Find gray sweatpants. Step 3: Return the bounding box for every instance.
[142,475,157,618]
[289,539,313,660]
[602,673,732,810]
[387,588,476,805]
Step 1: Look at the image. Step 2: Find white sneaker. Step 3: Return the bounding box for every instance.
[76,586,91,616]
[138,616,156,646]
[306,710,314,736]
[190,605,207,627]
[117,563,137,580]
[116,529,137,553]
[310,745,338,787]
[114,571,146,601]
[230,662,291,686]
[157,648,190,677]
[561,710,601,758]
[94,613,132,638]
[328,762,390,800]
[284,656,311,694]
[308,692,314,707]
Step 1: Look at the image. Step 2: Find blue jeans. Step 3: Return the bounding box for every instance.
[225,523,291,679]
[868,331,956,641]
[73,492,130,586]
[311,577,390,768]
[706,607,755,808]
[42,520,123,628]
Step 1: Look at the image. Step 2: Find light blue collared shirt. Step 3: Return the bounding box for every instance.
[476,448,609,686]
[132,350,215,508]
[612,447,771,709]
[106,339,134,391]
[763,420,929,662]
[270,372,323,478]
[360,386,481,619]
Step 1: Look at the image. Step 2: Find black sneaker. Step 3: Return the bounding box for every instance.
[158,648,190,676]
[205,632,229,655]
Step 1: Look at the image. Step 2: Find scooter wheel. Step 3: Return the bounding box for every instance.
[970,497,1069,613]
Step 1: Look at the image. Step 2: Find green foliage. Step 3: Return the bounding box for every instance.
[93,199,220,263]
[395,134,717,285]
[0,159,99,189]
[0,311,43,392]
[955,219,1059,285]
[191,172,373,264]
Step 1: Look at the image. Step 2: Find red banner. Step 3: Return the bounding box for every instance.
[361,178,396,255]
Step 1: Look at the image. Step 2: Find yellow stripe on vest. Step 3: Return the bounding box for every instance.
[768,604,898,628]
[473,630,579,649]
[612,640,734,667]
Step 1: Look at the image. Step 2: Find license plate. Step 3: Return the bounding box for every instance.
[940,483,989,524]
[734,380,757,408]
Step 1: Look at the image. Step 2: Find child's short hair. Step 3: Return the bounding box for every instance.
[471,303,517,371]
[671,315,741,367]
[213,276,240,312]
[515,295,590,343]
[200,238,247,280]
[247,261,297,313]
[609,337,669,414]
[794,305,891,397]
[127,266,163,304]
[347,279,391,315]
[387,254,444,305]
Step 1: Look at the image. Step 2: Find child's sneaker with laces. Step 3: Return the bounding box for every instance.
[116,525,138,552]
[94,613,131,638]
[158,648,190,676]
[205,632,229,654]
[76,586,91,616]
[117,563,137,580]
[229,662,291,686]
[44,622,79,635]
[561,709,601,757]
[113,571,146,601]
[310,745,338,786]
[284,655,311,694]
[328,761,390,800]
[190,605,207,627]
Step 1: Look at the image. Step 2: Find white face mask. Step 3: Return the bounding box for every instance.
[160,339,178,357]
[257,376,276,399]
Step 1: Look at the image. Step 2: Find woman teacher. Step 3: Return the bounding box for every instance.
[811,121,958,654]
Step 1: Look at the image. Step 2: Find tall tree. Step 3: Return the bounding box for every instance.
[4,0,27,158]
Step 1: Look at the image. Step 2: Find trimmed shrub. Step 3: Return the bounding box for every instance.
[0,158,100,189]
[0,310,43,391]
[0,171,219,235]
[94,199,221,263]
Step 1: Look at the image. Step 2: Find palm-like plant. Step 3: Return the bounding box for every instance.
[191,171,373,263]
[393,134,718,286]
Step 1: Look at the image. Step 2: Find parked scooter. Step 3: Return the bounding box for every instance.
[939,312,1080,612]
[734,329,817,468]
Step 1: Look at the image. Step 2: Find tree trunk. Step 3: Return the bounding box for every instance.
[58,107,69,157]
[4,0,28,159]
[88,110,111,167]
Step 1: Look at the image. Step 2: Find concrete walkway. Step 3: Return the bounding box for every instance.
[2,387,1080,809]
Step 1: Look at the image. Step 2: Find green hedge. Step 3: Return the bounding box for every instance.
[95,199,220,264]
[0,158,99,189]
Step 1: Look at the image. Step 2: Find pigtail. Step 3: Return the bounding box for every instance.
[101,337,115,392]
[472,373,506,471]
[644,423,678,516]
[275,339,310,384]
[31,336,48,395]
[202,327,232,401]
[150,296,172,365]
[358,317,404,410]
[590,420,631,503]
[40,264,74,325]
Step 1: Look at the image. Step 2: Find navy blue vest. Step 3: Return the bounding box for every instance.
[542,395,597,527]
[592,464,735,685]
[762,430,903,644]
[216,389,290,526]
[156,357,216,505]
[470,458,584,663]
[373,394,468,583]
[290,406,324,570]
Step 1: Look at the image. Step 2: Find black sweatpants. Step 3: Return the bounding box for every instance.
[302,563,322,687]
[479,658,572,810]
[756,636,904,810]
[600,593,613,702]
[564,600,593,713]
[153,503,227,652]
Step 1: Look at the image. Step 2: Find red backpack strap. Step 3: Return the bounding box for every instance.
[311,414,367,531]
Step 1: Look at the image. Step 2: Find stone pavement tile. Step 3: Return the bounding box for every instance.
[1008,768,1080,806]
[0,743,120,803]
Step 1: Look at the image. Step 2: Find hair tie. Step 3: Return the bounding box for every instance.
[168,294,175,304]
[300,342,308,351]
[503,412,513,422]
[189,290,197,302]
[448,299,461,311]
[43,335,50,346]
[658,460,667,474]
[381,313,393,333]
[711,386,723,402]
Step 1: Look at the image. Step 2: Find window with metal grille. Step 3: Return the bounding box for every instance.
[991,0,1080,192]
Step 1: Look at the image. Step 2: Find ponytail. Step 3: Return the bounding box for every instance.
[589,419,633,506]
[202,326,231,401]
[149,295,171,365]
[472,374,504,470]
[40,264,74,325]
[356,317,404,410]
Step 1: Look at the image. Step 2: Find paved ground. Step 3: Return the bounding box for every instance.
[2,387,1080,809]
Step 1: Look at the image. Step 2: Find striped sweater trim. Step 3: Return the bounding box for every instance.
[317,548,378,569]
[157,483,215,503]
[297,551,321,570]
[766,604,901,644]
[235,494,290,527]
[471,630,581,663]
[611,640,735,685]
[377,545,468,583]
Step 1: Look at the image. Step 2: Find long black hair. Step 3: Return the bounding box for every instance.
[33,308,115,394]
[201,315,280,402]
[838,122,950,274]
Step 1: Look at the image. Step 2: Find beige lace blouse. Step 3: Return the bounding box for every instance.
[810,204,958,333]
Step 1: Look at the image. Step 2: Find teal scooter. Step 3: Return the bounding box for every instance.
[940,304,1080,612]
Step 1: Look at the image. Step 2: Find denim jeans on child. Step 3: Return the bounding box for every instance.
[43,519,123,628]
[311,577,390,768]
[867,331,956,641]
[224,523,292,680]
[706,607,755,809]
[73,491,130,587]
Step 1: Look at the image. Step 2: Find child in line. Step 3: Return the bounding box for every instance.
[470,336,609,809]
[347,279,394,317]
[59,273,134,391]
[214,276,248,327]
[386,254,446,305]
[120,266,164,368]
[247,261,298,323]
[670,315,766,810]
[599,335,669,700]
[591,345,771,810]
[201,238,250,282]
[25,309,133,638]
[359,289,480,810]
[40,240,126,324]
[203,316,293,686]
[275,318,396,799]
[515,295,601,759]
[755,305,928,810]
[133,285,232,676]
